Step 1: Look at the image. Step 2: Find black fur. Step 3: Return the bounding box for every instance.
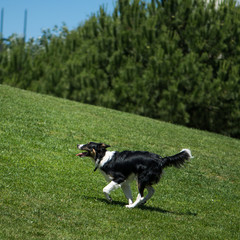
[101,150,190,196]
[101,151,162,184]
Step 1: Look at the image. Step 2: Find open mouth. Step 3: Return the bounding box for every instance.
[76,151,89,157]
[76,144,96,158]
[76,144,90,157]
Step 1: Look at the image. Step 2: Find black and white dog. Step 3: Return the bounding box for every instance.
[76,142,193,208]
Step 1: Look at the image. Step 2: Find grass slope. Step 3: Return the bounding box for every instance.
[0,85,239,240]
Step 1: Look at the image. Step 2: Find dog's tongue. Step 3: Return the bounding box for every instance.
[76,152,87,157]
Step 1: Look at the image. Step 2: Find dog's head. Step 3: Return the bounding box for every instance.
[76,142,111,160]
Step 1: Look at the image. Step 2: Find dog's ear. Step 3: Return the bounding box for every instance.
[101,143,111,149]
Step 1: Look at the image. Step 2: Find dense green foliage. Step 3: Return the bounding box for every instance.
[1,85,240,239]
[0,0,240,138]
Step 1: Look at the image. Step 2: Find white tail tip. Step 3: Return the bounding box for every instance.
[181,149,194,159]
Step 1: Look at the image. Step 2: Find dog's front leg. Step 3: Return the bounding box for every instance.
[103,181,121,202]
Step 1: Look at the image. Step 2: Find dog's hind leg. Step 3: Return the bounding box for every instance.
[125,193,145,208]
[125,183,145,208]
[103,181,121,202]
[142,186,155,205]
[121,182,133,205]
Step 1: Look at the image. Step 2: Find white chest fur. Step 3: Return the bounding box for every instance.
[99,151,116,168]
[97,151,115,182]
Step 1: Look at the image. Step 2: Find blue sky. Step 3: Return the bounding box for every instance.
[0,0,116,40]
[1,0,239,41]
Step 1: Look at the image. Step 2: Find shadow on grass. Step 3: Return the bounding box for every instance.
[82,196,197,216]
[138,205,198,216]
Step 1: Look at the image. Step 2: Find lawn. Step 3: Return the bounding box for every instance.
[0,84,239,239]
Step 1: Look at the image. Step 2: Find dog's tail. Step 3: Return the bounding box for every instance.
[161,149,193,169]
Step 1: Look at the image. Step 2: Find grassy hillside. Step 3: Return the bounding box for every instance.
[0,85,239,240]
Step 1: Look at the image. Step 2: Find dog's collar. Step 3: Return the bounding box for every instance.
[93,159,101,172]
[93,151,108,171]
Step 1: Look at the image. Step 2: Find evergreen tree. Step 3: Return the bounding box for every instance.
[0,0,239,138]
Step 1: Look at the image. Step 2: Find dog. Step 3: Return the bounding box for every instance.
[76,142,193,208]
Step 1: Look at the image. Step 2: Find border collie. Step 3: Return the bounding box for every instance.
[76,142,193,208]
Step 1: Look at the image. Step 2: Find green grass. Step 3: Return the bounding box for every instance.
[0,84,239,240]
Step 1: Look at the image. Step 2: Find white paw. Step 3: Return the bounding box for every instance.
[125,204,135,209]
